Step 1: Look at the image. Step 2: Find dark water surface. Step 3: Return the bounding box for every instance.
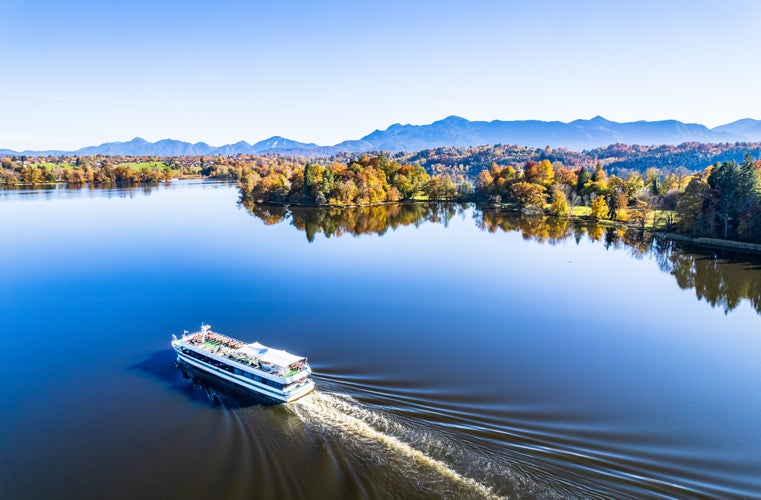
[2,181,761,499]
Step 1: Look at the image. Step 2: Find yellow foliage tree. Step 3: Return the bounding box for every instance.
[537,159,555,186]
[509,181,547,209]
[590,195,609,220]
[549,188,571,217]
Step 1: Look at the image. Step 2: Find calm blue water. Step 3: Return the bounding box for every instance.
[2,180,761,499]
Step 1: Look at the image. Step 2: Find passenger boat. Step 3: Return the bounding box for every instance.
[172,324,314,403]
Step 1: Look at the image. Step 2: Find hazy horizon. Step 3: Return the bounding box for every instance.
[2,0,760,150]
[2,114,759,153]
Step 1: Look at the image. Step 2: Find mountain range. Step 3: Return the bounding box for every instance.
[3,116,761,157]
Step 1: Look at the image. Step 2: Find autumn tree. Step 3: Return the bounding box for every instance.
[253,173,291,203]
[509,181,547,210]
[302,163,324,204]
[675,175,709,235]
[474,169,494,201]
[645,168,661,196]
[629,199,652,230]
[390,164,429,199]
[523,161,539,183]
[624,172,645,202]
[555,167,577,190]
[590,195,609,220]
[425,175,457,200]
[20,166,43,184]
[525,159,554,186]
[575,167,592,202]
[548,188,570,217]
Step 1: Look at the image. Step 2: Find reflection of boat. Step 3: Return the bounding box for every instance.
[171,324,314,403]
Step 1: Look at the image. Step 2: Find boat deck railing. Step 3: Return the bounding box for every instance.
[182,330,308,378]
[184,330,244,349]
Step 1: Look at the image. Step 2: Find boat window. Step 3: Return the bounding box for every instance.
[260,378,284,390]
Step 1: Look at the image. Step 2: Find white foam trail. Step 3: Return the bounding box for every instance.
[292,391,505,500]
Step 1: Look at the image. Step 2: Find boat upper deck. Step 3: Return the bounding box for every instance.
[177,326,308,378]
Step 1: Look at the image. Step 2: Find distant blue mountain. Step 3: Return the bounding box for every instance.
[333,115,740,153]
[73,137,217,156]
[712,119,761,140]
[251,136,318,153]
[210,141,256,156]
[3,117,761,156]
[68,135,320,156]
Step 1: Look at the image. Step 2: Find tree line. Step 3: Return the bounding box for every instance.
[237,154,466,205]
[675,157,761,241]
[237,152,761,244]
[3,148,760,243]
[0,157,180,185]
[397,141,761,179]
[474,155,761,243]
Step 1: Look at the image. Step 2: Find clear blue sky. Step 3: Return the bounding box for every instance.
[2,0,759,150]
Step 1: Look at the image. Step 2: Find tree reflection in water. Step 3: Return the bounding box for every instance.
[241,202,761,315]
[655,240,761,314]
[241,200,467,241]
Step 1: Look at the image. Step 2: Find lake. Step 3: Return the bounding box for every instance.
[2,180,761,498]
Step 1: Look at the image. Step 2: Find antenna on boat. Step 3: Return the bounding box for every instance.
[201,322,209,343]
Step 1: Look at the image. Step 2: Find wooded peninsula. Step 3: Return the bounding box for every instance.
[3,140,761,244]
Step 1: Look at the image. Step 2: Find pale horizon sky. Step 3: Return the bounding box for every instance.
[2,0,760,151]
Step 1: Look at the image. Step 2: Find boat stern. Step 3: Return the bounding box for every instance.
[285,379,315,402]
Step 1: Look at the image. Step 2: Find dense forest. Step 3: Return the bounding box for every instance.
[399,142,761,179]
[3,142,761,243]
[3,141,760,187]
[235,152,761,244]
[238,154,449,205]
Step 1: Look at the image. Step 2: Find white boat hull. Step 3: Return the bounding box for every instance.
[176,351,314,403]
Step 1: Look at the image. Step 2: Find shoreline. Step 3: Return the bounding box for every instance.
[653,232,761,255]
[10,181,761,256]
[250,198,761,256]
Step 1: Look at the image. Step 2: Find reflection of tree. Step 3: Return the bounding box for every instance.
[477,209,761,314]
[660,241,761,314]
[242,201,761,314]
[242,201,467,242]
[475,209,573,244]
[241,201,288,225]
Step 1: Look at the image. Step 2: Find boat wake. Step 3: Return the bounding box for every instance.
[292,390,517,499]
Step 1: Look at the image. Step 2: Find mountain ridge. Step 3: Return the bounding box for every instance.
[5,116,761,157]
